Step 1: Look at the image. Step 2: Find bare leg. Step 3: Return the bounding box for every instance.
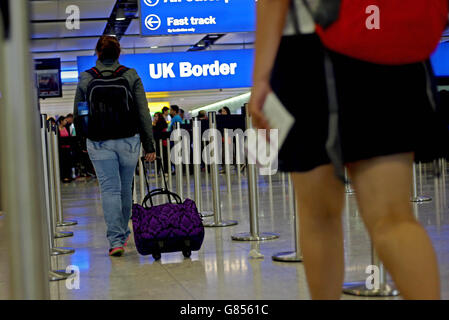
[292,164,345,299]
[348,153,440,299]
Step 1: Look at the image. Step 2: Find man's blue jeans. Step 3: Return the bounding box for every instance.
[87,134,140,249]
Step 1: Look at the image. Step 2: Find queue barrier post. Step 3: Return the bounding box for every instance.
[184,134,191,200]
[202,112,238,228]
[345,167,355,194]
[231,109,278,241]
[192,119,214,218]
[272,173,303,262]
[48,123,73,239]
[411,162,432,202]
[52,125,77,227]
[167,137,173,191]
[174,122,184,199]
[224,129,232,194]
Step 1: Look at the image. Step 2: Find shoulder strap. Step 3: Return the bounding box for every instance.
[290,0,301,35]
[85,67,102,79]
[113,65,130,77]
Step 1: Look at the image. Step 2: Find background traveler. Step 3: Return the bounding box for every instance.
[73,35,156,257]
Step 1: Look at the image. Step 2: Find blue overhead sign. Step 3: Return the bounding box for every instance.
[77,49,254,92]
[431,42,449,77]
[139,0,256,36]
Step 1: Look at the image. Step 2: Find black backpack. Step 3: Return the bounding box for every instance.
[84,65,138,141]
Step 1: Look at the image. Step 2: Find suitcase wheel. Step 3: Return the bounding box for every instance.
[182,249,192,258]
[153,252,161,261]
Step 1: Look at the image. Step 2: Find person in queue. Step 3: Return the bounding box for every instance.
[57,116,73,183]
[180,108,185,123]
[168,105,183,131]
[162,106,170,122]
[152,112,160,126]
[221,106,231,115]
[249,0,447,299]
[197,110,207,120]
[73,35,156,257]
[153,111,169,173]
[65,113,76,136]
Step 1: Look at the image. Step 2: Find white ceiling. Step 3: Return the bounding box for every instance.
[30,0,254,116]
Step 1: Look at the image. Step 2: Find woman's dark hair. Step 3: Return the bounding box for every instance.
[223,106,231,115]
[96,35,121,61]
[57,116,65,124]
[153,113,168,140]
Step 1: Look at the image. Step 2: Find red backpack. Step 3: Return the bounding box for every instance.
[307,0,449,65]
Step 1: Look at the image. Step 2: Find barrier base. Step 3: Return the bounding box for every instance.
[411,196,432,203]
[272,251,303,262]
[203,220,238,228]
[57,220,78,227]
[54,231,73,238]
[343,282,399,297]
[51,247,75,256]
[231,232,279,241]
[49,270,74,282]
[200,211,214,218]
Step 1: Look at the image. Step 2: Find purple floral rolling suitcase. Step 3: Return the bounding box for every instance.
[131,157,204,260]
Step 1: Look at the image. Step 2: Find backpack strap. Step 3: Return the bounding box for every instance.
[85,67,102,79]
[113,65,129,77]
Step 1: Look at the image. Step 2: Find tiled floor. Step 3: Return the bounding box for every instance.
[1,164,449,300]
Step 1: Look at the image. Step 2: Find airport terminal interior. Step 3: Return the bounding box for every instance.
[2,0,449,301]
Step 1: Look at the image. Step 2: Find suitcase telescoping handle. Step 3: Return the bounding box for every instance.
[140,156,182,208]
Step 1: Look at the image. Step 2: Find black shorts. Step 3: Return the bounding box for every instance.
[272,34,449,173]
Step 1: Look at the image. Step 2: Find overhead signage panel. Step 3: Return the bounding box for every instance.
[77,49,254,92]
[139,0,256,36]
[431,42,449,77]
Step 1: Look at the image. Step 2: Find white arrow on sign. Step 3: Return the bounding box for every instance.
[143,0,160,7]
[145,14,162,31]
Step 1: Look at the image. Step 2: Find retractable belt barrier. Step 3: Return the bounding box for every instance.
[41,116,75,282]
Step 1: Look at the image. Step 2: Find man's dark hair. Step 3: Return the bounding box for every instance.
[198,110,206,118]
[66,113,74,118]
[171,105,180,113]
[96,35,121,61]
[162,107,169,113]
[180,109,185,114]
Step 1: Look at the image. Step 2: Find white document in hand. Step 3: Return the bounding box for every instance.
[262,92,295,149]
